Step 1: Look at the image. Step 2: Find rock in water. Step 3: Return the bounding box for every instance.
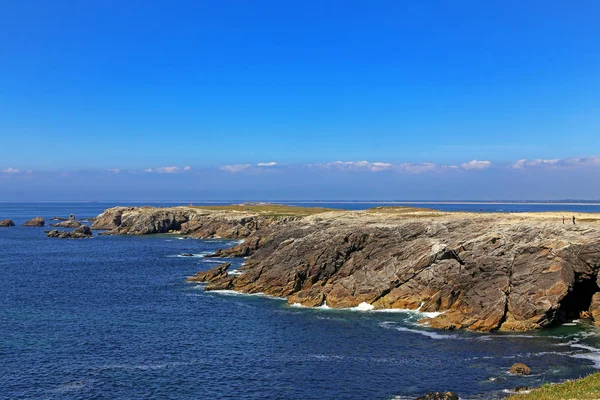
[187,262,231,282]
[416,392,459,400]
[50,220,82,228]
[509,363,532,375]
[23,217,45,227]
[0,219,15,227]
[46,225,93,239]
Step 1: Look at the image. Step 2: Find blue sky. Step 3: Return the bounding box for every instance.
[1,0,599,200]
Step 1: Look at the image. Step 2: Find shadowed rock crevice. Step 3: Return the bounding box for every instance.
[555,274,599,324]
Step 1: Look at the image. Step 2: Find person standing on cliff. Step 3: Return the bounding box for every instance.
[563,216,565,224]
[573,215,576,224]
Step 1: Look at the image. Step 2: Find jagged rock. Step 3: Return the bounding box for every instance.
[589,293,600,326]
[95,206,600,332]
[50,220,82,228]
[92,207,136,230]
[23,217,45,227]
[187,262,231,282]
[416,392,459,400]
[0,219,15,227]
[69,214,75,220]
[46,225,93,239]
[509,363,532,375]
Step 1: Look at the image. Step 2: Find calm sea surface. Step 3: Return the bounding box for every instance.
[1,202,600,399]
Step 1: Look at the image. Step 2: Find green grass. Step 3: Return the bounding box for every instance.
[508,372,600,399]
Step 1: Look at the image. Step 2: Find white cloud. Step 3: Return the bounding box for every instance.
[310,160,491,173]
[510,156,600,170]
[108,168,121,174]
[220,164,252,173]
[155,166,180,174]
[184,166,192,171]
[317,161,394,172]
[257,162,277,167]
[460,160,492,170]
[1,168,20,173]
[143,168,153,173]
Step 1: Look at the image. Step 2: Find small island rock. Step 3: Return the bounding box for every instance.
[0,219,15,227]
[50,220,82,228]
[23,217,45,227]
[46,225,93,239]
[509,363,531,376]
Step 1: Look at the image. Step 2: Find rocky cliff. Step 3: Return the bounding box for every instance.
[94,205,600,332]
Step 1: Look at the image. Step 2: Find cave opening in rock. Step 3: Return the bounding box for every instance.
[555,275,599,323]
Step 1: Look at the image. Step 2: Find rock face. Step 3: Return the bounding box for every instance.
[23,217,45,227]
[0,219,15,227]
[187,262,231,282]
[589,293,600,326]
[95,205,600,332]
[92,206,294,238]
[509,363,532,375]
[50,220,82,228]
[46,225,93,239]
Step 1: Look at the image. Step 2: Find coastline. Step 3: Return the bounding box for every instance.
[92,204,600,333]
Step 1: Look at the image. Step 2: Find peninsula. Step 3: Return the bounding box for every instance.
[93,204,600,332]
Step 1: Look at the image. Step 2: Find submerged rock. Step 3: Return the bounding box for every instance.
[416,392,459,400]
[50,220,82,228]
[187,262,231,283]
[46,225,93,239]
[509,363,532,376]
[23,217,45,227]
[0,219,15,227]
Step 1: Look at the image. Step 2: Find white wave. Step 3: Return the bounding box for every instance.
[350,302,374,311]
[227,269,243,276]
[290,302,304,308]
[209,289,286,301]
[167,253,211,258]
[379,322,458,340]
[202,259,227,263]
[372,308,443,318]
[317,302,331,309]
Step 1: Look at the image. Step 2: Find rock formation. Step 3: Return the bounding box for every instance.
[187,262,231,283]
[94,205,600,332]
[50,220,82,228]
[416,392,459,400]
[46,225,93,239]
[509,363,532,376]
[0,219,15,227]
[23,217,45,227]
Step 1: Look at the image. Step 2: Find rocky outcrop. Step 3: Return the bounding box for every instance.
[509,363,532,376]
[50,220,82,228]
[416,392,459,400]
[46,225,93,239]
[0,219,15,227]
[187,262,231,282]
[96,205,600,332]
[92,206,294,240]
[23,217,45,227]
[589,293,600,326]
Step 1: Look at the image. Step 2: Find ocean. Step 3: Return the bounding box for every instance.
[1,202,600,399]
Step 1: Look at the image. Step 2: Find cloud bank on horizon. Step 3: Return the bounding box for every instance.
[5,156,600,176]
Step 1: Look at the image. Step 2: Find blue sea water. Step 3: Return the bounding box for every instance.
[2,202,600,399]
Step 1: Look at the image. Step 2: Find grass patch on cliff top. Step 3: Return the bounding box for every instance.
[507,372,600,399]
[193,204,339,216]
